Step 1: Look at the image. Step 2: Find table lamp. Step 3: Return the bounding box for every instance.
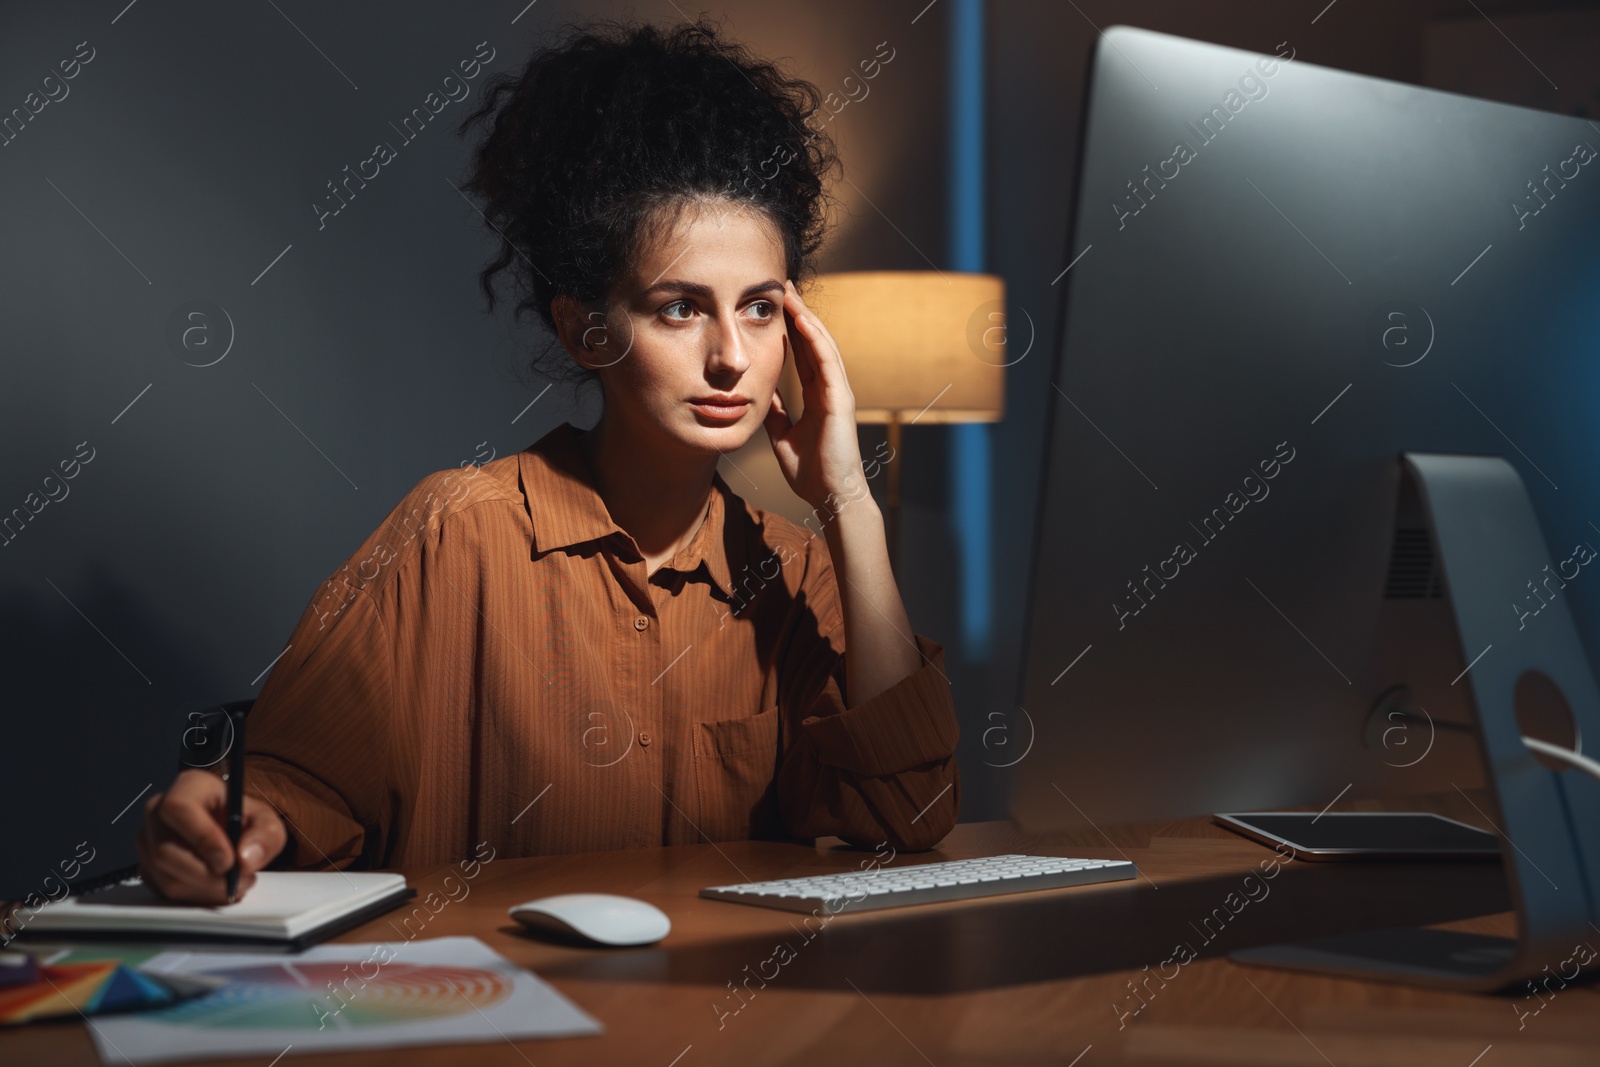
[801,270,1008,571]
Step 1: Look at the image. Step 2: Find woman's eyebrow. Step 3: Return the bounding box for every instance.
[641,278,784,299]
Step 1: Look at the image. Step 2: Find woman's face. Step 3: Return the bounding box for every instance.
[579,202,789,457]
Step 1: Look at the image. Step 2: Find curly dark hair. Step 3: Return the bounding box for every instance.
[455,16,842,399]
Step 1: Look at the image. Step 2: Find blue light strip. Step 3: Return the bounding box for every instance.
[949,0,991,658]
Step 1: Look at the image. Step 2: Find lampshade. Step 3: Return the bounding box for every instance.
[800,271,1007,424]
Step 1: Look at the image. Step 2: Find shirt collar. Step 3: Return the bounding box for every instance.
[516,421,738,601]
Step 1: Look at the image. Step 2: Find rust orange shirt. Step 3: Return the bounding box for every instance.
[247,421,961,871]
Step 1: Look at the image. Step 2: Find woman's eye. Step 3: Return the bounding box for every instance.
[748,301,776,320]
[662,300,693,320]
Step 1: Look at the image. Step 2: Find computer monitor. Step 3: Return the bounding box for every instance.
[1009,25,1600,834]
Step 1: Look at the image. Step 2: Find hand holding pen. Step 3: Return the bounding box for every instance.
[134,709,287,905]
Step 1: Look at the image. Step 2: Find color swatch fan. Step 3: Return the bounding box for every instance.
[0,954,223,1026]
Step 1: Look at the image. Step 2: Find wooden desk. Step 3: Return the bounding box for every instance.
[8,801,1599,1066]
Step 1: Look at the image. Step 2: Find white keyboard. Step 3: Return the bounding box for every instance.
[700,853,1137,913]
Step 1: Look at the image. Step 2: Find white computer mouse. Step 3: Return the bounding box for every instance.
[508,893,671,947]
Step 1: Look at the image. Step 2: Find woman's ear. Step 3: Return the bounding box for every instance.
[551,294,604,370]
[556,295,635,371]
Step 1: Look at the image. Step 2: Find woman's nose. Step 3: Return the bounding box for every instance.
[706,315,750,374]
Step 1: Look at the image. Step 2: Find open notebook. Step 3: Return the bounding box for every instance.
[17,872,416,951]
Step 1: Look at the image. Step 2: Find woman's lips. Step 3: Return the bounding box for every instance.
[688,398,750,421]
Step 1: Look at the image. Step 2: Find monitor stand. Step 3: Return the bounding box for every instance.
[1231,452,1600,991]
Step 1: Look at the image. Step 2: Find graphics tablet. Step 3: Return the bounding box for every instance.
[1213,812,1501,861]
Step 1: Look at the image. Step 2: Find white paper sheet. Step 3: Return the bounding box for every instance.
[87,935,603,1064]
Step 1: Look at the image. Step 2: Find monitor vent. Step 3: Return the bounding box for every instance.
[1385,527,1443,599]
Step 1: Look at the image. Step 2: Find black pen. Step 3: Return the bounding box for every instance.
[223,705,247,904]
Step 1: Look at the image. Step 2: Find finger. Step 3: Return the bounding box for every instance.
[794,306,850,397]
[155,780,235,875]
[785,280,827,350]
[135,818,218,904]
[149,854,255,906]
[154,836,221,887]
[134,820,158,880]
[237,800,287,873]
[139,793,164,854]
[135,842,187,902]
[156,881,222,906]
[764,386,793,440]
[155,835,260,904]
[785,283,851,400]
[783,287,818,389]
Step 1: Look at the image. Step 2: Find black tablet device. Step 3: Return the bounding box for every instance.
[1213,812,1502,861]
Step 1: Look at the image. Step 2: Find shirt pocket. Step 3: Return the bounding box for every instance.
[692,706,783,842]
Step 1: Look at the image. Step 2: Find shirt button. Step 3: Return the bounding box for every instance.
[639,732,652,747]
[634,616,649,631]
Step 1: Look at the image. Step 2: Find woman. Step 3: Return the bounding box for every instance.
[135,18,960,904]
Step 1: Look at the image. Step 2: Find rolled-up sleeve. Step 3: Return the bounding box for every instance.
[246,568,407,873]
[774,536,961,852]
